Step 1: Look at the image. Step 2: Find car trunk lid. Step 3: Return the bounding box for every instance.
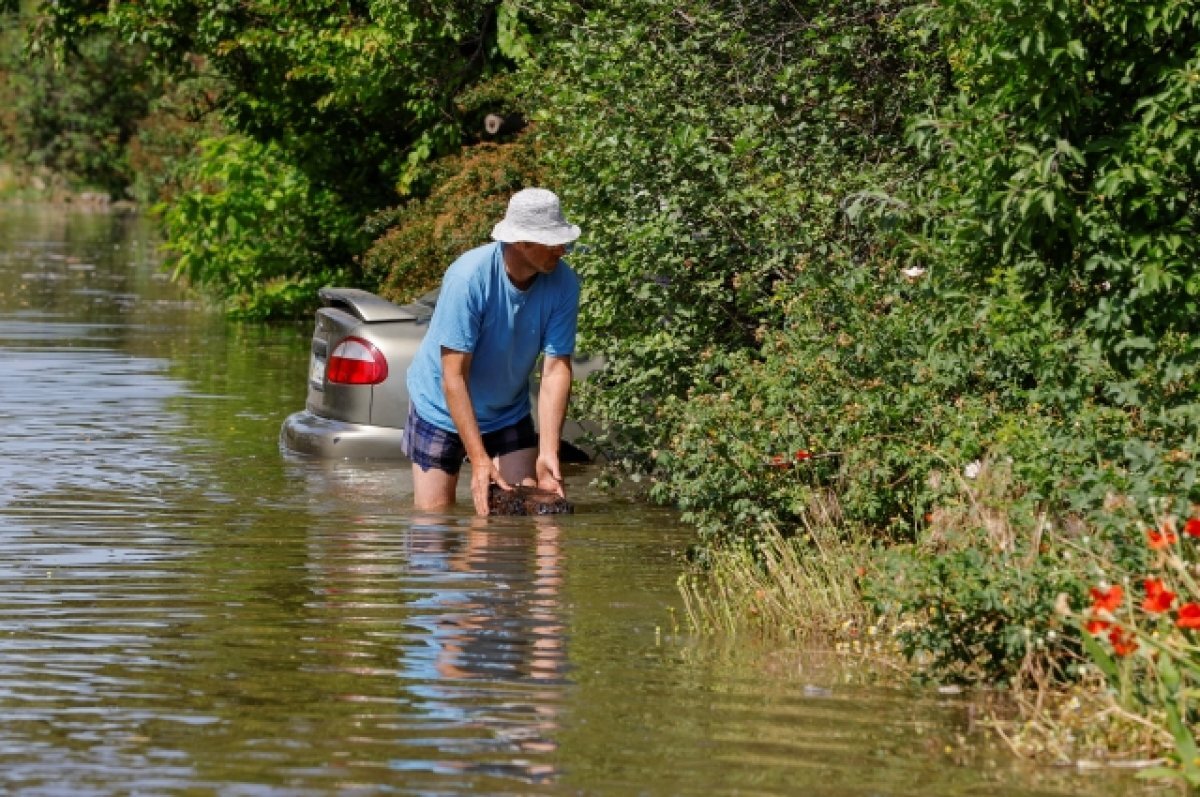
[307,289,432,426]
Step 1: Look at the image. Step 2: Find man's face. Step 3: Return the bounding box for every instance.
[512,241,567,273]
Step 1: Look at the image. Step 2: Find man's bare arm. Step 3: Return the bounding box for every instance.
[441,347,508,514]
[536,355,573,496]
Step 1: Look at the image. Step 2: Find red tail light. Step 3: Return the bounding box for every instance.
[326,337,388,385]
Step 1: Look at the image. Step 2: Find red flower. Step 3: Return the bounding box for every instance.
[1085,618,1111,634]
[794,449,812,461]
[1176,603,1200,630]
[1185,517,1200,539]
[1108,627,1138,657]
[1147,526,1178,549]
[1142,578,1176,614]
[1089,584,1123,613]
[768,450,814,469]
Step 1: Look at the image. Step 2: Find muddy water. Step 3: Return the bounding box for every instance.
[0,206,1151,795]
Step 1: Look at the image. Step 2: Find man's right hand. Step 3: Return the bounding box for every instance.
[472,460,511,516]
[442,347,506,516]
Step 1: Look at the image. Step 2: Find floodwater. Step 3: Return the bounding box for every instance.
[0,206,1154,795]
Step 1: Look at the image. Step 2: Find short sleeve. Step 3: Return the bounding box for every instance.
[431,263,483,353]
[542,267,580,357]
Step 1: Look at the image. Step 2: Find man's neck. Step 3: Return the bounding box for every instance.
[501,244,537,290]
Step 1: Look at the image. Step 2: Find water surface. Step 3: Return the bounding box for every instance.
[0,206,1152,795]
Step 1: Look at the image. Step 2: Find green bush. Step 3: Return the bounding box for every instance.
[362,137,543,303]
[157,135,359,320]
[655,263,935,542]
[530,0,941,461]
[875,0,1200,684]
[529,0,1199,696]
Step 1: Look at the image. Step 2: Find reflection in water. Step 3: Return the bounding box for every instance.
[0,348,191,511]
[307,510,569,787]
[290,453,569,786]
[0,206,1159,796]
[409,516,564,784]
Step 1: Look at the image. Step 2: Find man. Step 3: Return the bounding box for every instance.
[403,188,582,515]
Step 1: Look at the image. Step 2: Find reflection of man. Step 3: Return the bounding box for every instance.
[406,515,566,781]
[421,516,565,686]
[403,188,582,515]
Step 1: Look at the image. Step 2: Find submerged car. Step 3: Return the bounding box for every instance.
[280,287,596,461]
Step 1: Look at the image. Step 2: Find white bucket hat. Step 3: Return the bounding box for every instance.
[491,188,581,246]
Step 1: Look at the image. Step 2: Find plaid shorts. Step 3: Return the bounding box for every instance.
[402,403,538,475]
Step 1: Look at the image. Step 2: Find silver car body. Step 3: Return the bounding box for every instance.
[280,287,597,460]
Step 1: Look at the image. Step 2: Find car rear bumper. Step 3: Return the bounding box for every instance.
[280,410,408,460]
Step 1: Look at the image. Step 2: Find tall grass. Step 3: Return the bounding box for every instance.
[680,494,876,642]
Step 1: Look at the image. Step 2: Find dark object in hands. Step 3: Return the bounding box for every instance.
[487,484,574,516]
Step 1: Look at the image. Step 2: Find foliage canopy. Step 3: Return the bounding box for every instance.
[27,0,540,316]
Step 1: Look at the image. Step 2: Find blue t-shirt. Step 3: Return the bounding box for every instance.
[407,242,581,433]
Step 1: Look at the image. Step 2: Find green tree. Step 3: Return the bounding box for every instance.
[912,0,1200,387]
[31,0,542,316]
[159,134,359,318]
[868,0,1200,687]
[35,1,535,203]
[0,10,160,195]
[362,137,544,303]
[529,0,939,462]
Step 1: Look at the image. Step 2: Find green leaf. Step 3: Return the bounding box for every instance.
[1078,625,1120,684]
[1159,655,1182,693]
[1163,698,1200,776]
[496,0,531,62]
[1041,191,1055,220]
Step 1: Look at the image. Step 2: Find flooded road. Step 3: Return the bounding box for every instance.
[0,206,1153,795]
